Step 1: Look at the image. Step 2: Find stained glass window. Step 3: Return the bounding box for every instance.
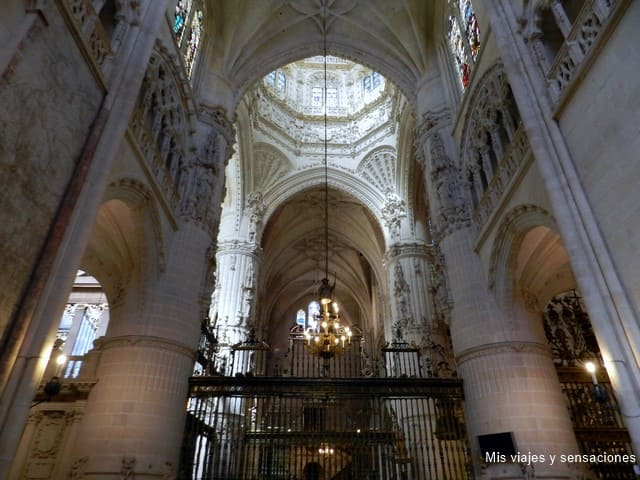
[276,71,286,92]
[173,1,205,80]
[184,9,203,79]
[266,71,276,85]
[308,301,320,330]
[296,309,306,327]
[371,71,381,89]
[326,87,337,107]
[363,72,382,93]
[312,87,323,106]
[174,0,192,45]
[363,75,372,92]
[447,0,480,89]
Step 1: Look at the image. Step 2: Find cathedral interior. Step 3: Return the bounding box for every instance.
[1,1,640,479]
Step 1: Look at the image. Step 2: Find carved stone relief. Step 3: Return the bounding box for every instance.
[356,148,396,193]
[381,189,406,241]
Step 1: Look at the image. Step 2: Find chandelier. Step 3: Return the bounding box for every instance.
[303,10,352,360]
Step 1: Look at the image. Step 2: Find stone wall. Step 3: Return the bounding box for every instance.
[0,3,102,340]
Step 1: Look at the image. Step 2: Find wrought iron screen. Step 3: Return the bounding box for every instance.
[180,377,470,479]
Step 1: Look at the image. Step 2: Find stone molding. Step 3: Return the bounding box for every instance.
[487,203,557,292]
[95,335,195,358]
[216,239,263,258]
[383,242,433,265]
[456,340,552,366]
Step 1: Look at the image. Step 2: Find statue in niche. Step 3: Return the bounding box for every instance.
[382,190,406,240]
[393,263,411,324]
[246,191,266,242]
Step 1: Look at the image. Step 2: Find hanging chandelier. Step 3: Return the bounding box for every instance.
[303,9,352,360]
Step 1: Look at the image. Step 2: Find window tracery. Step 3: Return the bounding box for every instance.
[173,0,204,79]
[264,70,286,93]
[446,0,481,89]
[363,71,382,94]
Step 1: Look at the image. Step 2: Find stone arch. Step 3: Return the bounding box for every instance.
[83,178,165,307]
[261,166,388,246]
[488,204,560,314]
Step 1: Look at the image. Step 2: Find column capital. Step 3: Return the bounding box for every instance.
[383,242,433,265]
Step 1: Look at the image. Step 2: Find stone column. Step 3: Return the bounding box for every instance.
[416,114,580,478]
[383,240,460,478]
[210,241,262,355]
[66,109,234,479]
[383,242,454,376]
[485,0,640,454]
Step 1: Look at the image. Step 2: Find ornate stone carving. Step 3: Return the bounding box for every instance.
[381,189,406,240]
[356,147,396,193]
[459,64,529,232]
[129,46,193,214]
[179,107,234,237]
[199,105,236,161]
[245,191,266,243]
[121,456,136,479]
[253,146,291,192]
[427,132,471,238]
[393,263,412,326]
[68,456,88,480]
[429,245,452,323]
[60,0,113,70]
[522,0,621,103]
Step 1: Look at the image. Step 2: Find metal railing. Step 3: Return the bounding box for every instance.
[180,377,471,479]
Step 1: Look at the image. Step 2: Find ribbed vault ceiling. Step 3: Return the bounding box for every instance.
[205,0,438,105]
[258,187,385,352]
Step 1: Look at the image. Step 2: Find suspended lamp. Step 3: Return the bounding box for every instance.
[303,7,352,359]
